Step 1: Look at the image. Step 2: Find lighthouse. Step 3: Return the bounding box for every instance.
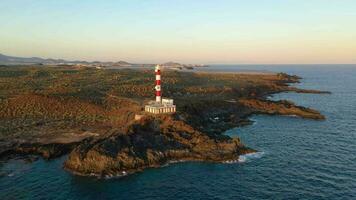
[145,65,176,114]
[155,65,162,103]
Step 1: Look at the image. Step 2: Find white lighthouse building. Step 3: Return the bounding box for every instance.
[145,65,176,114]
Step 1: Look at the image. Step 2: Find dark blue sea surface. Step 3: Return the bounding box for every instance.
[1,65,356,200]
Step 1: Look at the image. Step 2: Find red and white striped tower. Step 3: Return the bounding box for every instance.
[155,65,162,103]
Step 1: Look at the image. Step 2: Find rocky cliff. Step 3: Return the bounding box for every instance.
[64,115,254,177]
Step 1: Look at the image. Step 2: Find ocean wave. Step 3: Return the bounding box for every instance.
[238,152,265,163]
[222,152,265,164]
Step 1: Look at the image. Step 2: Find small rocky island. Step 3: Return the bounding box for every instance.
[0,65,329,177]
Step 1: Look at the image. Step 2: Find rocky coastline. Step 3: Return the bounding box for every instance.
[0,66,329,177]
[63,115,255,177]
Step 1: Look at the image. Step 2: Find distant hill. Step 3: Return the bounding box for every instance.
[0,53,207,68]
[113,61,132,66]
[0,53,50,64]
[0,53,132,66]
[162,62,183,67]
[162,61,208,68]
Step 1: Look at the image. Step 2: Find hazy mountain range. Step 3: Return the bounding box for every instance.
[0,53,208,69]
[0,53,132,66]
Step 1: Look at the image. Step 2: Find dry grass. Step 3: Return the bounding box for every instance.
[0,65,287,139]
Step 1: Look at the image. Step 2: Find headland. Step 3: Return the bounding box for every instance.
[0,65,329,177]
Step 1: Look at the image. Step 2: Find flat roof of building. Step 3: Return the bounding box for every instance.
[145,103,176,108]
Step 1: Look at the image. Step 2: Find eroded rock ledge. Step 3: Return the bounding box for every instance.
[63,97,326,177]
[238,99,325,120]
[64,116,254,177]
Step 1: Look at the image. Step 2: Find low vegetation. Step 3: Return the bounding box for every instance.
[0,65,294,138]
[0,65,327,176]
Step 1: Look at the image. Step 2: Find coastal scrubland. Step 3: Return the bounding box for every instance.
[0,65,328,177]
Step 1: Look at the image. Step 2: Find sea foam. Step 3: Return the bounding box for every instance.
[238,151,265,163]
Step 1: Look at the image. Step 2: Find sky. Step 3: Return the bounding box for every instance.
[0,0,356,64]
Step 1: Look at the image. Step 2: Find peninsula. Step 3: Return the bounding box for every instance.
[0,65,329,177]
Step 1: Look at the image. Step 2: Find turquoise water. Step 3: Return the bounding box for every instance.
[1,65,356,199]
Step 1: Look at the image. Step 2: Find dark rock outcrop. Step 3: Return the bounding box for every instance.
[0,142,80,160]
[64,116,254,177]
[238,99,325,120]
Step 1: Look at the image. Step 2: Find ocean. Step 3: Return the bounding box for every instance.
[1,65,355,200]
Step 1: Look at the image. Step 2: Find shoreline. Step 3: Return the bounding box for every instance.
[0,65,329,177]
